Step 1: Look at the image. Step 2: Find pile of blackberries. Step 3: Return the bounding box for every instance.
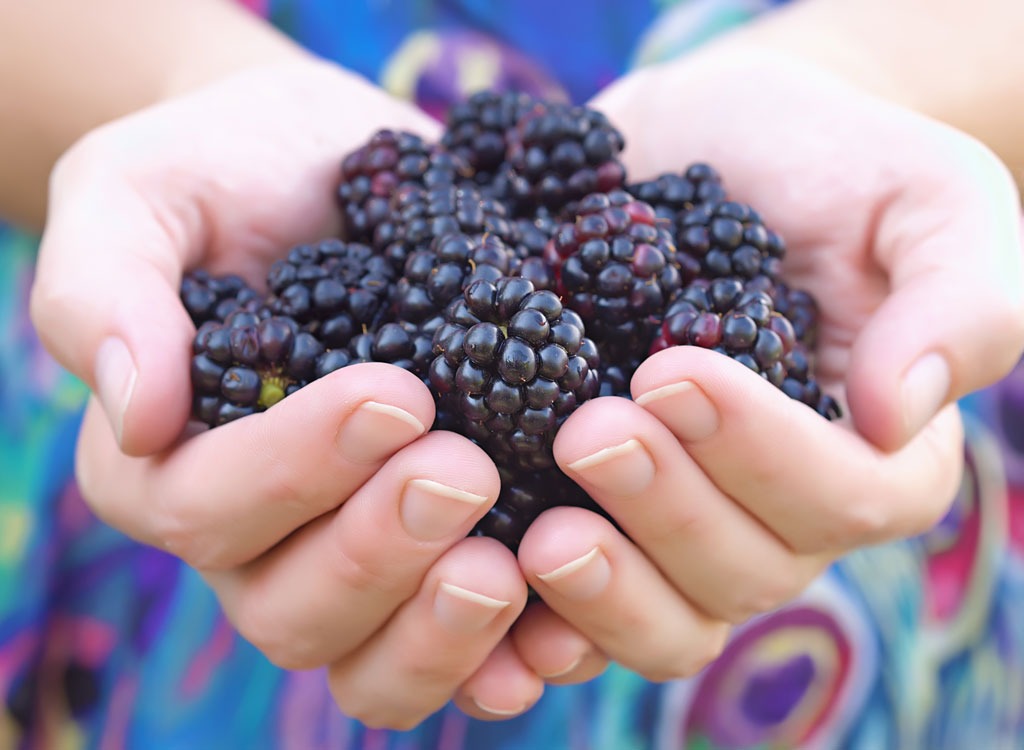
[181,91,840,550]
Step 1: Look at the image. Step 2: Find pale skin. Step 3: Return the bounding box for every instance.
[5,0,1024,731]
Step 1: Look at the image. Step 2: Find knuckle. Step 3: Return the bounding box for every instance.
[723,568,815,623]
[229,586,312,671]
[641,625,730,683]
[149,503,203,565]
[28,271,81,347]
[399,650,468,689]
[149,497,233,571]
[804,496,891,553]
[251,449,322,516]
[898,429,964,539]
[329,683,425,731]
[328,542,404,598]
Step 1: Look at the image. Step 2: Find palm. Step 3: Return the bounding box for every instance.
[108,62,441,283]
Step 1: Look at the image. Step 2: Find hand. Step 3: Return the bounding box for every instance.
[30,61,547,728]
[509,47,1024,683]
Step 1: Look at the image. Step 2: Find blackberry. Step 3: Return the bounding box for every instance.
[597,358,640,399]
[651,277,840,419]
[180,270,262,328]
[191,309,324,426]
[266,239,395,350]
[346,316,445,381]
[502,101,626,215]
[544,190,682,363]
[337,130,470,243]
[627,163,728,224]
[392,232,516,324]
[373,182,517,273]
[512,210,560,260]
[676,200,786,281]
[760,277,821,350]
[509,210,562,291]
[430,277,600,472]
[472,466,595,552]
[441,90,539,181]
[779,344,842,420]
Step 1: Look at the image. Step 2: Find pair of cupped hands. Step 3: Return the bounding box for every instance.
[29,44,1024,729]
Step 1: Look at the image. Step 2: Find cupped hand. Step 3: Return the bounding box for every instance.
[30,61,546,728]
[511,47,1024,683]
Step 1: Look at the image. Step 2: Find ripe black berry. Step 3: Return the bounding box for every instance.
[544,190,682,363]
[180,270,262,327]
[502,102,626,215]
[266,239,395,350]
[627,163,728,223]
[677,200,786,281]
[441,90,539,181]
[373,182,517,273]
[430,277,600,471]
[191,309,324,426]
[392,232,516,323]
[337,130,471,243]
[652,277,840,419]
[472,466,597,552]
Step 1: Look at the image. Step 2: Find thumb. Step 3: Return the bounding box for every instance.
[31,146,198,456]
[847,151,1024,451]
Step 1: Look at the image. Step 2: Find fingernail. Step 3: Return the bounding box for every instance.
[539,654,583,679]
[536,547,610,601]
[566,439,654,495]
[634,381,719,442]
[902,353,950,436]
[94,337,137,446]
[400,479,490,541]
[335,401,426,464]
[472,698,527,716]
[434,582,510,634]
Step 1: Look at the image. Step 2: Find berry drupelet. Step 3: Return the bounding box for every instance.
[503,101,626,215]
[544,190,682,363]
[651,276,840,419]
[191,309,324,427]
[430,277,600,472]
[180,270,262,328]
[676,200,787,281]
[266,239,395,350]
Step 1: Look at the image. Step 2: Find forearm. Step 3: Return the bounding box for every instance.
[0,0,311,230]
[715,0,1024,188]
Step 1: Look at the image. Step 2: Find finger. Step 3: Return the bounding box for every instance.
[327,537,528,731]
[203,430,499,671]
[510,602,609,684]
[848,145,1024,449]
[75,363,435,569]
[518,507,730,683]
[553,395,828,623]
[630,346,965,554]
[31,64,442,456]
[453,638,546,720]
[31,169,197,456]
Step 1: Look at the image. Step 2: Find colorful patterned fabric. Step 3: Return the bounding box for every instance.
[3,2,1024,748]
